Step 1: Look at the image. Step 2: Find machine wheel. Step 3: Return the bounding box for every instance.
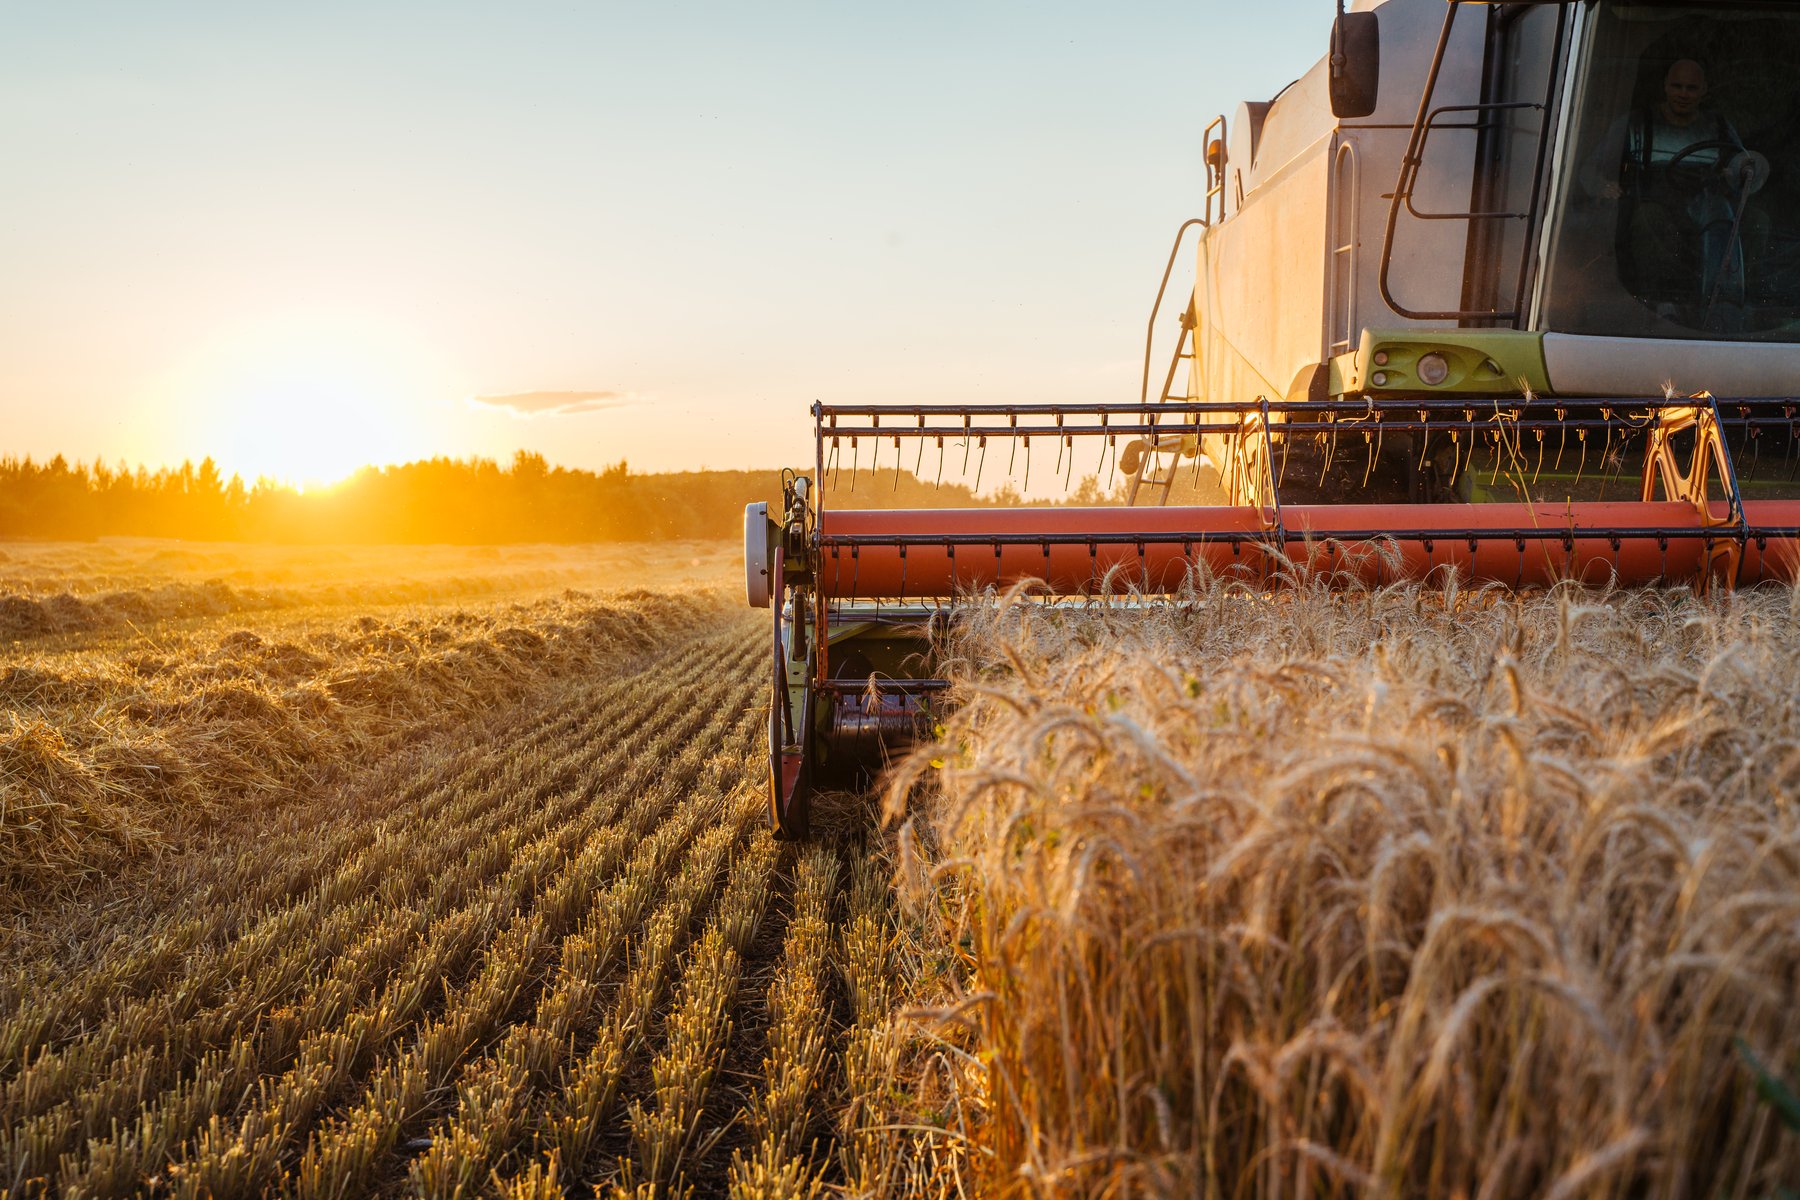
[769,682,813,840]
[768,578,814,841]
[767,697,812,841]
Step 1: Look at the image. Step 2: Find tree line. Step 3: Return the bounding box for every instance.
[0,452,998,543]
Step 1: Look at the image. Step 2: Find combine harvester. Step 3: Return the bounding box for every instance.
[748,0,1800,836]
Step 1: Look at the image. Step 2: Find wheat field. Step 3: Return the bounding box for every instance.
[5,543,1799,1198]
[878,574,1800,1198]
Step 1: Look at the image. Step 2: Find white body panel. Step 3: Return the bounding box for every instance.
[1544,334,1800,396]
[1199,147,1330,403]
[1192,0,1487,405]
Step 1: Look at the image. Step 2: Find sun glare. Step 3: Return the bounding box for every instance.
[175,314,445,486]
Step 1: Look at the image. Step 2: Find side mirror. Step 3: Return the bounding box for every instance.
[1329,11,1380,118]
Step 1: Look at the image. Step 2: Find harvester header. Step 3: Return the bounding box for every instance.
[803,398,1800,595]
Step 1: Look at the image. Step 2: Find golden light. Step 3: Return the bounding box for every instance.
[174,313,445,486]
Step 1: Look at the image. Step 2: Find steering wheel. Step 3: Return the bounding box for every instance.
[1665,139,1746,188]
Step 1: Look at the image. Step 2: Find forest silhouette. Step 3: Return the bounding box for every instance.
[0,451,1014,543]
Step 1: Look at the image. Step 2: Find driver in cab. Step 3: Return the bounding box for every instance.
[1583,57,1769,325]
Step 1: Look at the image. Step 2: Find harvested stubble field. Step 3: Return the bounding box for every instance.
[4,541,1800,1198]
[0,541,735,643]
[3,539,907,1197]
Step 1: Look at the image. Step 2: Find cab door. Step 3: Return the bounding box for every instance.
[1461,3,1572,325]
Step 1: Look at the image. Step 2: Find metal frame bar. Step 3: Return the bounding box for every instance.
[1511,3,1568,324]
[818,678,952,695]
[811,397,1800,443]
[815,397,1796,418]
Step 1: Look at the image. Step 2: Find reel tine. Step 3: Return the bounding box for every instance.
[1362,430,1375,489]
[894,436,903,491]
[961,413,972,474]
[1191,409,1207,487]
[1105,434,1118,492]
[1022,435,1031,491]
[1418,410,1430,470]
[1533,429,1544,486]
[1054,411,1068,490]
[935,436,945,489]
[1599,408,1615,488]
[1008,410,1019,476]
[1231,410,1245,496]
[1464,407,1477,488]
[975,436,988,491]
[1575,428,1588,486]
[849,436,858,492]
[914,414,925,479]
[1313,412,1331,489]
[1785,406,1799,482]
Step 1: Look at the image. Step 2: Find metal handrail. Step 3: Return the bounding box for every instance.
[1330,140,1360,356]
[1203,113,1227,225]
[1140,218,1206,405]
[1403,102,1545,220]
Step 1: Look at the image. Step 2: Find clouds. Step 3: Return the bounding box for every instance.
[468,390,634,417]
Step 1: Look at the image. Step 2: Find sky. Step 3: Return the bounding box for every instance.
[2,1,1326,484]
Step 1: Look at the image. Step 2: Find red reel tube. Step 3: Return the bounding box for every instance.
[817,502,1800,595]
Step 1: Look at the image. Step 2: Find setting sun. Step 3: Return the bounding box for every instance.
[176,315,447,485]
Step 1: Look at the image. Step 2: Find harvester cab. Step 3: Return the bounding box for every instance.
[748,0,1800,838]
